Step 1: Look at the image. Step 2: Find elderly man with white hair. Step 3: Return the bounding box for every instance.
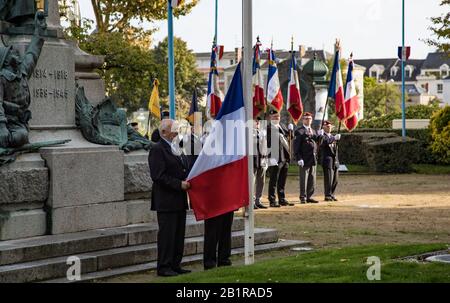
[148,119,192,277]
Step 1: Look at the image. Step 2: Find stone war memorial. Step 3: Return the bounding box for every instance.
[0,1,290,283]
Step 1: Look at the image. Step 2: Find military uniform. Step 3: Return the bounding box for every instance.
[293,124,321,202]
[0,32,44,148]
[267,121,291,207]
[320,131,340,201]
[253,122,268,209]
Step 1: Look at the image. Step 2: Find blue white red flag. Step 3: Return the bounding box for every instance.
[206,46,223,119]
[266,48,284,112]
[343,56,359,131]
[287,51,303,123]
[187,63,249,221]
[328,50,346,121]
[252,39,265,119]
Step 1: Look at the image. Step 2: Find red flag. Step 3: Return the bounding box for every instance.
[252,39,266,118]
[287,52,303,123]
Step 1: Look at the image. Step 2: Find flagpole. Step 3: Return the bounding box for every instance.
[401,0,406,141]
[168,1,176,119]
[214,0,218,45]
[243,0,254,266]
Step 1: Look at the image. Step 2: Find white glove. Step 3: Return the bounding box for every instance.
[318,129,324,136]
[298,160,304,167]
[334,134,341,141]
[288,123,294,131]
[269,158,278,167]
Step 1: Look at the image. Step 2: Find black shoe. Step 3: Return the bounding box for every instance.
[254,204,259,210]
[173,268,191,275]
[270,202,280,208]
[332,196,338,201]
[157,269,179,277]
[300,198,307,204]
[255,203,268,209]
[280,199,294,206]
[325,196,334,202]
[218,260,232,267]
[307,198,319,203]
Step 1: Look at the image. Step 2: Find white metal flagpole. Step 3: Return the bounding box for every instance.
[242,0,254,265]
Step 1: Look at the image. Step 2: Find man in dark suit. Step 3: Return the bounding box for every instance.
[148,119,192,277]
[293,112,322,204]
[267,109,294,207]
[319,121,341,201]
[151,111,170,143]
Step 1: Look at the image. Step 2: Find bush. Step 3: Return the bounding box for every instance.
[339,132,424,172]
[430,106,450,165]
[364,137,420,173]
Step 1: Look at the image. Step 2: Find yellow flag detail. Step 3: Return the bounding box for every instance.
[148,79,161,119]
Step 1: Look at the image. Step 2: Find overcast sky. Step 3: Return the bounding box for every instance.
[77,0,446,59]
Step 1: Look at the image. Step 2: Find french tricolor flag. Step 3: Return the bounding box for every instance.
[206,46,223,119]
[187,63,249,221]
[343,56,359,131]
[252,39,266,119]
[328,50,346,121]
[266,48,284,112]
[287,51,303,123]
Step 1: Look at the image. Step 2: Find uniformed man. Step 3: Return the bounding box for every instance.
[267,109,294,207]
[253,117,268,209]
[293,112,322,204]
[319,121,341,201]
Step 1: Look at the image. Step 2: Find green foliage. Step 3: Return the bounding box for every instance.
[363,77,402,120]
[365,137,420,173]
[412,164,450,174]
[425,0,450,55]
[152,37,207,102]
[80,32,156,112]
[429,106,450,164]
[59,1,205,114]
[359,103,440,129]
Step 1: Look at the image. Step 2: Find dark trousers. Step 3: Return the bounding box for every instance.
[267,161,289,202]
[323,165,339,197]
[156,211,186,273]
[299,165,316,200]
[204,211,234,269]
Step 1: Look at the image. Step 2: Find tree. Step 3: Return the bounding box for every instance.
[429,106,450,164]
[152,37,207,118]
[61,0,199,45]
[363,77,402,119]
[425,0,450,55]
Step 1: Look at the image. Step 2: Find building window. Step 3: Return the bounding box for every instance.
[230,59,234,65]
[437,84,443,94]
[370,71,377,78]
[390,67,398,77]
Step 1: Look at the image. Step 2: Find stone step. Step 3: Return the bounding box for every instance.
[0,228,277,283]
[44,240,311,283]
[0,216,244,266]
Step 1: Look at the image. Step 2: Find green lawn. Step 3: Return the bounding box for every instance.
[287,164,450,175]
[162,244,450,283]
[412,164,450,174]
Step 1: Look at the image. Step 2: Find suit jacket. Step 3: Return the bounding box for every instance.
[267,123,291,164]
[320,133,339,169]
[148,139,190,212]
[293,125,320,167]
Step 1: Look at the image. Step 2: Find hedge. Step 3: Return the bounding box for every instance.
[338,132,420,173]
[341,128,437,164]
